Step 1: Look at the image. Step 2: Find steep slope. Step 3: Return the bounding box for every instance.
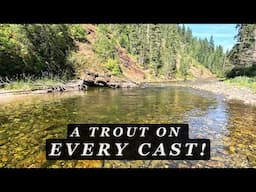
[73,24,215,84]
[176,56,216,80]
[117,47,146,81]
[188,64,216,79]
[74,24,146,85]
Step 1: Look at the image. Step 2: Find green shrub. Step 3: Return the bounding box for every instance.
[0,24,76,78]
[69,24,86,42]
[104,58,121,76]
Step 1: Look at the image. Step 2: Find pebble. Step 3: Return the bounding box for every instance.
[0,139,7,146]
[184,81,256,106]
[211,156,224,161]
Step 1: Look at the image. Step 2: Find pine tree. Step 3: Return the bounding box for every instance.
[228,24,256,77]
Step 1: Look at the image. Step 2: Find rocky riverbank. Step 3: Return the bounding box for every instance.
[177,79,256,106]
[143,79,256,106]
[0,71,140,96]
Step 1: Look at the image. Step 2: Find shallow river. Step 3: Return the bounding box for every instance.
[0,85,256,168]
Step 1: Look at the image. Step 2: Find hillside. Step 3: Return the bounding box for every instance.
[0,24,224,90]
[74,25,147,84]
[72,24,216,85]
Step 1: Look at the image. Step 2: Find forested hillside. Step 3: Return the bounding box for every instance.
[94,24,227,78]
[0,24,85,79]
[228,24,256,77]
[0,24,228,84]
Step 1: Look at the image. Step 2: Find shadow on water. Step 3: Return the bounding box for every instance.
[0,86,255,168]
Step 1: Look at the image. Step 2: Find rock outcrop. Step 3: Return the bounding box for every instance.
[81,70,139,89]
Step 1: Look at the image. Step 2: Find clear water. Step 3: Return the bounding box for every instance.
[0,86,255,168]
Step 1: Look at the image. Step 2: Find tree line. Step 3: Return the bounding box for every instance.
[94,24,227,78]
[1,24,228,80]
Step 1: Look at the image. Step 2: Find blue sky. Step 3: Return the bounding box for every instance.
[184,24,237,51]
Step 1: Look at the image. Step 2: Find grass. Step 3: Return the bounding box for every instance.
[225,76,256,92]
[1,77,64,91]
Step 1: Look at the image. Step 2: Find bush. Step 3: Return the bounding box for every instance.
[69,24,87,42]
[104,58,121,76]
[226,64,256,78]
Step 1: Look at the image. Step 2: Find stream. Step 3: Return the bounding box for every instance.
[0,85,256,168]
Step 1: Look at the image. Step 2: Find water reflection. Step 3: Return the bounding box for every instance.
[0,86,255,168]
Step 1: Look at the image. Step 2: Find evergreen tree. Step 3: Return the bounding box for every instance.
[228,24,256,77]
[0,24,228,80]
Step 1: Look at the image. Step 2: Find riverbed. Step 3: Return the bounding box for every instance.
[0,85,256,168]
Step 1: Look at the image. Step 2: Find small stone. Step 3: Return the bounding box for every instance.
[178,163,189,168]
[211,156,224,161]
[2,156,8,162]
[0,139,7,146]
[229,146,236,153]
[16,147,23,152]
[50,165,60,168]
